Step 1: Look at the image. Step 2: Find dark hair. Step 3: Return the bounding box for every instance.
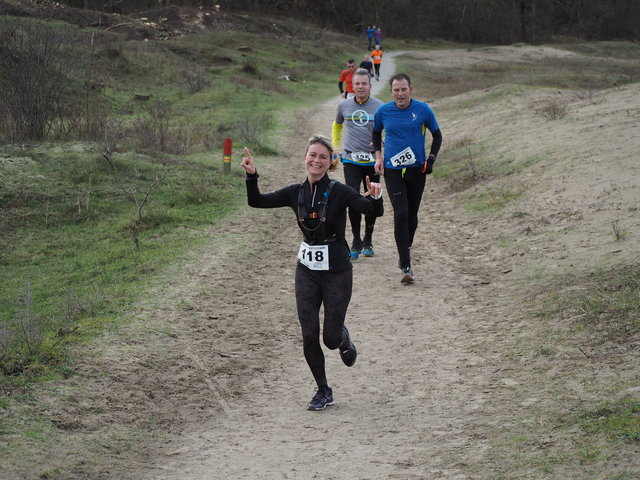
[348,59,355,64]
[389,73,412,87]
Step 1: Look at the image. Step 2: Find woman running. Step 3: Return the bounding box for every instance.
[240,135,383,410]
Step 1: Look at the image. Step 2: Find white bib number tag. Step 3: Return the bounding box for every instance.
[390,146,417,167]
[350,152,374,163]
[298,242,329,271]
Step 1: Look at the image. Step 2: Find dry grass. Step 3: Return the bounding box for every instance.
[398,43,640,99]
[536,98,569,120]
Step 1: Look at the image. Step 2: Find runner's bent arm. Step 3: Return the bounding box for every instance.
[339,183,383,218]
[245,172,297,209]
[429,129,442,158]
[338,70,349,98]
[332,103,345,149]
[332,122,343,151]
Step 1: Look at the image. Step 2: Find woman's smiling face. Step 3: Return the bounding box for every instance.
[305,142,332,180]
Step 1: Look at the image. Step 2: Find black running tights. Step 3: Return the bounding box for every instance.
[295,264,352,388]
[343,162,379,246]
[383,167,427,269]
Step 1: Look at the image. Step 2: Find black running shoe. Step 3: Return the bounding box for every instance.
[351,239,363,252]
[308,386,334,411]
[339,326,357,367]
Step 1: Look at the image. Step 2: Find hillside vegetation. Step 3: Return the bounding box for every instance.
[0,10,361,377]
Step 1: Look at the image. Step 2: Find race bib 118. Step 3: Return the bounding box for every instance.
[297,242,329,270]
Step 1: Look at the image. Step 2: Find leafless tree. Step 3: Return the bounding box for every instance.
[0,19,72,141]
[119,161,171,225]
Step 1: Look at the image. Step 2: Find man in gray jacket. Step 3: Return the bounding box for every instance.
[332,69,384,259]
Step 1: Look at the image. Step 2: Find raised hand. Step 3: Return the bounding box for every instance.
[364,175,382,199]
[240,147,256,174]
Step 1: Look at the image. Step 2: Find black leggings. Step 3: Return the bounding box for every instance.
[383,167,427,269]
[295,263,352,388]
[343,162,379,247]
[374,63,381,77]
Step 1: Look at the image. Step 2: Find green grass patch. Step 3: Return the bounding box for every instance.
[0,143,247,377]
[458,185,526,213]
[576,397,640,442]
[433,135,545,191]
[538,262,640,344]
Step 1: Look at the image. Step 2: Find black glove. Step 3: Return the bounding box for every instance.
[423,155,436,174]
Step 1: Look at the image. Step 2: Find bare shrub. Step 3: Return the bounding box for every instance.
[0,18,73,142]
[133,121,158,152]
[147,101,172,150]
[612,220,627,241]
[0,18,112,142]
[132,101,191,154]
[74,178,93,220]
[13,287,41,359]
[193,123,223,151]
[234,113,276,154]
[117,160,171,246]
[52,96,113,141]
[97,118,127,168]
[449,138,484,191]
[537,99,568,120]
[182,69,211,94]
[167,125,194,155]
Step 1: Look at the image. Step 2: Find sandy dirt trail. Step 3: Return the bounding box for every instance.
[139,53,495,480]
[132,47,639,480]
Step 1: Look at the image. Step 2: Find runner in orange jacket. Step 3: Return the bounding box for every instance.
[371,46,383,81]
[338,59,357,98]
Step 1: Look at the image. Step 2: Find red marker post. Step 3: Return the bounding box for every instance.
[223,138,232,174]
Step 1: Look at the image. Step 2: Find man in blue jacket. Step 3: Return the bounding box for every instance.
[373,73,443,284]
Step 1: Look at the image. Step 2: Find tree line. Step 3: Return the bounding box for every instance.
[62,0,639,43]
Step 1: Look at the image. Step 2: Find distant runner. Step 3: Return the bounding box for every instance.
[332,68,384,259]
[371,45,383,81]
[373,73,443,284]
[240,136,383,410]
[359,54,373,78]
[366,25,375,50]
[374,26,382,48]
[338,59,357,99]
